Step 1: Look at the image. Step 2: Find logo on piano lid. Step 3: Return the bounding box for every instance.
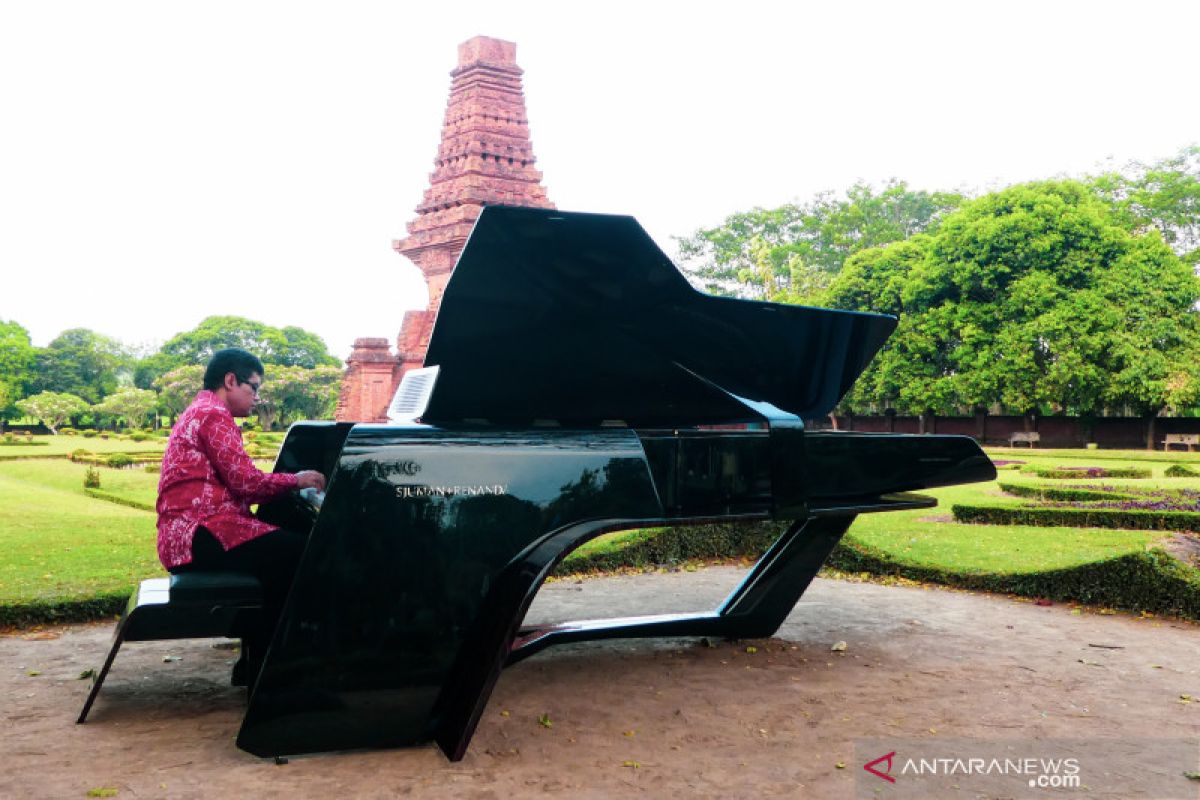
[395,484,508,499]
[396,461,422,476]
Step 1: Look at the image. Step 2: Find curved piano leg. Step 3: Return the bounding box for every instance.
[713,514,857,639]
[431,518,635,761]
[431,513,857,760]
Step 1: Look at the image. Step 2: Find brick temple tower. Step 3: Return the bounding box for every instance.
[336,35,555,422]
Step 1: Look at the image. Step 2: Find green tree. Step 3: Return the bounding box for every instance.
[1088,144,1200,266]
[0,320,36,423]
[158,316,289,365]
[152,365,206,419]
[255,365,341,430]
[31,329,131,403]
[16,391,89,434]
[93,388,158,430]
[140,317,340,388]
[278,326,341,368]
[677,180,963,299]
[827,180,1200,440]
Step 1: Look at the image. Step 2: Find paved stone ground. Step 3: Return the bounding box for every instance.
[2,569,1199,798]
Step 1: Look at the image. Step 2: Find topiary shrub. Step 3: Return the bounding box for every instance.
[1165,464,1200,478]
[83,466,101,489]
[998,482,1137,503]
[81,430,97,438]
[952,503,1200,531]
[143,463,161,474]
[1020,465,1151,479]
[128,431,150,442]
[104,453,133,468]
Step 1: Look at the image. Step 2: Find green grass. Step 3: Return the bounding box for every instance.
[989,446,1200,465]
[0,460,163,624]
[0,433,167,459]
[843,483,1160,575]
[4,442,1200,625]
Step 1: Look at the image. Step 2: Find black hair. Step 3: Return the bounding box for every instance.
[203,348,265,391]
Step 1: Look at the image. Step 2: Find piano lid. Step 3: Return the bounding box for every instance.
[421,206,896,427]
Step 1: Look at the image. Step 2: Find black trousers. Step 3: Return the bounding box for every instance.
[169,526,307,665]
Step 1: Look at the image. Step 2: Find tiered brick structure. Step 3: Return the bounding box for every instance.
[335,36,555,422]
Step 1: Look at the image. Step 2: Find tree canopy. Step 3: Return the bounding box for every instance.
[30,329,131,404]
[0,320,35,419]
[92,388,158,430]
[158,316,340,368]
[1088,144,1200,267]
[16,391,89,434]
[676,180,964,299]
[828,180,1200,423]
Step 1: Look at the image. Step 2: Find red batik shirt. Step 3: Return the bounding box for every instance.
[156,390,298,569]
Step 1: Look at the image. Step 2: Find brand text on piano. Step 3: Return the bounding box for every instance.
[394,484,509,498]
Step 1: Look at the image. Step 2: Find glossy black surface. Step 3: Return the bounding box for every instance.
[239,426,663,757]
[423,207,897,426]
[232,206,996,762]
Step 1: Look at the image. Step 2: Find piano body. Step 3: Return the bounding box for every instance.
[240,206,995,761]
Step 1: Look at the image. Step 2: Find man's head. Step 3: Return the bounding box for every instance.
[204,348,264,417]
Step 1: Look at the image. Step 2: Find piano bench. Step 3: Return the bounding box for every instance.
[76,572,264,724]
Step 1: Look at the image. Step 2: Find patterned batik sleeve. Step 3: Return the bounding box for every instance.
[197,410,298,503]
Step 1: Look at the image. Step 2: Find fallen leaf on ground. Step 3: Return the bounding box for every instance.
[162,655,181,663]
[831,641,847,652]
[86,789,118,798]
[622,760,641,769]
[26,670,40,677]
[537,713,553,729]
[79,669,96,680]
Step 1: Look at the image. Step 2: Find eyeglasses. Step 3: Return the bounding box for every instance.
[240,379,262,395]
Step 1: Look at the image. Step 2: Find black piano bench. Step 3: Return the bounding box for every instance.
[76,572,264,724]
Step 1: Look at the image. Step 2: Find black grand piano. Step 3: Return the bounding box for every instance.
[241,206,995,761]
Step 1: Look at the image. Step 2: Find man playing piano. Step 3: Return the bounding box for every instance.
[155,347,325,683]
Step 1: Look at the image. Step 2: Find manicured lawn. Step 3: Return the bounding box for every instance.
[0,460,162,621]
[0,433,166,458]
[844,482,1160,575]
[2,443,1199,624]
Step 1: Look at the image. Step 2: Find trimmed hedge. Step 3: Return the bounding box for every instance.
[952,503,1200,532]
[1020,465,1152,479]
[828,538,1200,619]
[1165,464,1200,478]
[0,591,130,628]
[559,520,781,573]
[0,453,68,462]
[84,488,154,512]
[997,482,1138,503]
[563,521,1200,620]
[69,450,162,467]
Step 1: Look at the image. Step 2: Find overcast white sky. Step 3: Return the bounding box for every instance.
[2,0,1197,359]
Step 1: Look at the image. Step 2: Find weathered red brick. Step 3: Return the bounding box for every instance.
[336,36,555,422]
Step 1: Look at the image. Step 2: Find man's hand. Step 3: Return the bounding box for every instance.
[295,470,327,492]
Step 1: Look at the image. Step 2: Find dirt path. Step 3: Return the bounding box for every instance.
[2,569,1198,798]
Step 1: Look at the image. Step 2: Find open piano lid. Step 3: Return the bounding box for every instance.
[422,206,897,427]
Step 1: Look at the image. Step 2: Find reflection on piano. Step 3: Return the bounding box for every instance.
[241,206,996,761]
